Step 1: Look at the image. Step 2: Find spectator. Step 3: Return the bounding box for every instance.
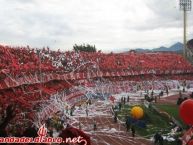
[158,134,164,145]
[154,132,160,145]
[86,107,89,117]
[119,102,122,111]
[190,92,193,98]
[127,96,130,102]
[114,115,117,123]
[131,125,135,137]
[125,118,131,132]
[93,122,97,131]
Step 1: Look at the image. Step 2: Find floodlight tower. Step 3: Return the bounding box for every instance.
[179,0,191,58]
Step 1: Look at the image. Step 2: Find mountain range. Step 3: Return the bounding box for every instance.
[134,42,183,53]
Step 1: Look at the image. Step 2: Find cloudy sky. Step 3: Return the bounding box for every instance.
[0,0,193,52]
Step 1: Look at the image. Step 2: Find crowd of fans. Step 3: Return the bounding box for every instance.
[1,45,193,77]
[0,45,193,110]
[0,45,193,89]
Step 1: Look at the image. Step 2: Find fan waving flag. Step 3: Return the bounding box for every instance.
[59,126,91,145]
[109,96,115,104]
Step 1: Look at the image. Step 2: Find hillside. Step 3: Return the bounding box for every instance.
[134,42,183,53]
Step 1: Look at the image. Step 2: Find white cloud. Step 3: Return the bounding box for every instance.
[0,0,192,52]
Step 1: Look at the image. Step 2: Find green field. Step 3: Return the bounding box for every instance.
[155,104,185,128]
[117,104,183,145]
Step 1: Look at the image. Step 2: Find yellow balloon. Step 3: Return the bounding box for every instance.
[131,106,144,119]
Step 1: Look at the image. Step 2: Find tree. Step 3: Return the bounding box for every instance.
[73,43,96,52]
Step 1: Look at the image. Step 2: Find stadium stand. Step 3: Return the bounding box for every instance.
[0,44,193,139]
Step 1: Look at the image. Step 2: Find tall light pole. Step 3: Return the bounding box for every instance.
[179,0,192,58]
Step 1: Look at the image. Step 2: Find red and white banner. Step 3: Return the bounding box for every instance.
[182,127,193,145]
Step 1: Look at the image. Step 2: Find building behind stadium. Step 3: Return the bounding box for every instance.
[187,39,193,63]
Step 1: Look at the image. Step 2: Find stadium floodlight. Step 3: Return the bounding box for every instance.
[180,0,191,11]
[179,0,192,58]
